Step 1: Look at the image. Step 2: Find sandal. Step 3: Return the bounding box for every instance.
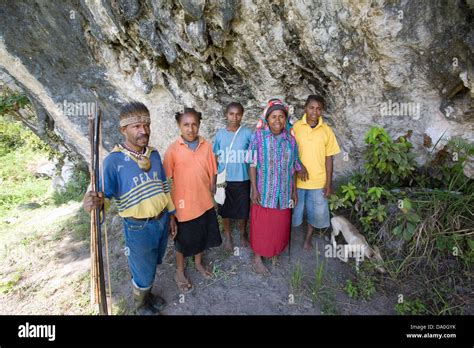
[174,274,194,294]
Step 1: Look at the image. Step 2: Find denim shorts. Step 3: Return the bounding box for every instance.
[291,188,330,229]
[122,213,169,289]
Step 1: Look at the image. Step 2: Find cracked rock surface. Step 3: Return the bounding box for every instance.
[0,0,472,175]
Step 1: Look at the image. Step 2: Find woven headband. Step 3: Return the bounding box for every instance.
[119,114,151,127]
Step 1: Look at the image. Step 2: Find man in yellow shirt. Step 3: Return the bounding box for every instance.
[292,95,341,250]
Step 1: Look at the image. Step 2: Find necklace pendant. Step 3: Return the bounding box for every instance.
[137,156,151,171]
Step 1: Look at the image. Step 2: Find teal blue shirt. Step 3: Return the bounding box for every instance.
[212,126,252,182]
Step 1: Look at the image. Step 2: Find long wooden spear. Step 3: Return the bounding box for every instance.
[89,108,108,315]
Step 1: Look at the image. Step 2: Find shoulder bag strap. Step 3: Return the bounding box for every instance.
[224,126,242,172]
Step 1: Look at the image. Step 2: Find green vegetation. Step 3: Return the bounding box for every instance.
[0,92,29,116]
[319,292,338,315]
[343,262,377,301]
[0,90,92,314]
[344,276,375,301]
[287,252,338,314]
[395,298,428,315]
[0,114,52,216]
[52,168,89,205]
[330,126,473,314]
[113,296,129,315]
[309,245,339,315]
[0,90,88,219]
[290,261,303,292]
[54,208,91,243]
[0,269,23,294]
[186,256,195,268]
[363,126,416,186]
[311,255,326,302]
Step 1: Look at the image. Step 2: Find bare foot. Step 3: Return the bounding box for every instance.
[195,263,213,279]
[251,260,270,276]
[174,271,193,293]
[303,239,314,251]
[224,234,234,252]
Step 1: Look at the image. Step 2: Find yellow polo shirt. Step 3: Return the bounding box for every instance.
[293,114,340,189]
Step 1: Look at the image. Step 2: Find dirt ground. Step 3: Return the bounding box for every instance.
[1,202,402,315]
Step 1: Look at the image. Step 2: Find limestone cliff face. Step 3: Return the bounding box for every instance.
[0,0,473,177]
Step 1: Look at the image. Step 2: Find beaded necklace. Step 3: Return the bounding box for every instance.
[119,143,152,172]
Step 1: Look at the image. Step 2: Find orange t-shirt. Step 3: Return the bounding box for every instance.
[163,136,217,222]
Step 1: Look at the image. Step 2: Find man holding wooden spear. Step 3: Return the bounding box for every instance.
[83,101,177,315]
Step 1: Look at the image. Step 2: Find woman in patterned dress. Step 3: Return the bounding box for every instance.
[247,99,303,275]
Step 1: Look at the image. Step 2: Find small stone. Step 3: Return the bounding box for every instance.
[4,217,18,224]
[34,161,56,178]
[17,202,41,210]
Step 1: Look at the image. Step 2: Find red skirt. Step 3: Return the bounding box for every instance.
[250,204,291,258]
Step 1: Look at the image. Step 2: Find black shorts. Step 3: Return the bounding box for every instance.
[218,180,251,220]
[175,208,222,257]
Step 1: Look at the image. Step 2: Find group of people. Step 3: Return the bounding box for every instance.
[83,95,340,314]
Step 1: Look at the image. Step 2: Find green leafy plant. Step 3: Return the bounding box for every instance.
[363,127,415,186]
[395,298,428,315]
[0,91,29,115]
[344,279,358,299]
[392,198,421,241]
[344,273,376,301]
[329,126,473,315]
[342,182,357,203]
[331,182,391,236]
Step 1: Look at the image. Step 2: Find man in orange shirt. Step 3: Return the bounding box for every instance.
[164,108,222,293]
